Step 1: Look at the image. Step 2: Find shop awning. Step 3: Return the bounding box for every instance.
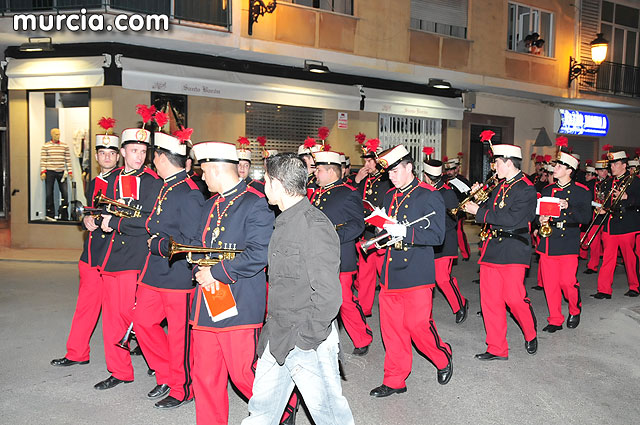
[6,56,106,90]
[363,87,464,120]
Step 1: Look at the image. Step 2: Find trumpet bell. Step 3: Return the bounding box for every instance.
[539,222,553,238]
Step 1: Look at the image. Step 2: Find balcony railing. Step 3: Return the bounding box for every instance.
[578,60,640,98]
[0,0,230,27]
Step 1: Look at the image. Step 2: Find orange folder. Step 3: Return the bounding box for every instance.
[202,283,238,322]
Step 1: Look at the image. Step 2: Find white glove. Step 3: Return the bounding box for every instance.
[383,223,407,238]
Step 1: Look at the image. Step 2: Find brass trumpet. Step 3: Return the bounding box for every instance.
[539,221,553,238]
[74,204,103,218]
[450,174,499,216]
[360,211,436,252]
[168,237,243,267]
[116,322,134,350]
[93,191,144,218]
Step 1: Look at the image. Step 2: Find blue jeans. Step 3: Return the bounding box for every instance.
[242,324,355,425]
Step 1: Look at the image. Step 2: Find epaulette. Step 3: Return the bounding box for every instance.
[575,182,590,191]
[143,167,160,179]
[522,175,534,186]
[185,177,199,190]
[247,185,265,198]
[418,181,437,191]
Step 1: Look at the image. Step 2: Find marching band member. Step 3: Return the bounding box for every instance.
[298,139,322,198]
[97,124,162,389]
[51,122,120,368]
[310,150,372,355]
[342,154,353,184]
[583,160,609,274]
[592,151,640,299]
[369,145,453,398]
[445,157,471,261]
[130,126,204,408]
[354,139,390,316]
[422,158,468,324]
[462,143,538,361]
[537,152,591,332]
[237,137,265,193]
[190,141,274,425]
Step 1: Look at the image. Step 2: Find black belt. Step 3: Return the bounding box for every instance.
[553,222,581,230]
[490,228,529,245]
[391,241,428,250]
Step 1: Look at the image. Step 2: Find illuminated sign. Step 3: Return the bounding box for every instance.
[557,109,609,137]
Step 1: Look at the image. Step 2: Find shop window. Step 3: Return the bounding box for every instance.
[285,0,353,15]
[507,2,555,57]
[410,0,468,39]
[28,90,90,224]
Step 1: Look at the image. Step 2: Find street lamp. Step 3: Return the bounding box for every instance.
[568,33,609,88]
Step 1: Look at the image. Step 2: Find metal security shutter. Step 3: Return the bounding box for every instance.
[379,114,442,176]
[580,0,602,63]
[245,102,324,173]
[411,0,468,29]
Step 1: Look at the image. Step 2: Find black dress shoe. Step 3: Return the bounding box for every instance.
[584,268,597,274]
[474,352,508,361]
[147,384,170,399]
[352,345,370,356]
[624,290,640,297]
[437,360,453,385]
[525,337,538,355]
[50,357,89,367]
[567,314,580,329]
[94,375,133,390]
[148,368,156,377]
[154,395,192,409]
[530,285,543,291]
[369,384,407,398]
[455,301,469,324]
[591,292,612,299]
[472,279,480,284]
[542,324,563,333]
[130,345,143,356]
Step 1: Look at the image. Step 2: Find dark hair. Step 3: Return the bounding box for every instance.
[155,147,186,168]
[508,157,522,169]
[266,153,307,196]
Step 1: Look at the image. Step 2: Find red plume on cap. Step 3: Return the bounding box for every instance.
[635,147,640,156]
[304,137,317,149]
[602,144,613,151]
[601,153,607,160]
[443,155,448,162]
[457,151,463,157]
[154,111,169,129]
[257,136,267,147]
[568,146,574,153]
[422,147,434,156]
[586,159,593,166]
[136,104,156,124]
[318,126,330,141]
[323,144,331,152]
[555,136,568,147]
[355,132,366,145]
[544,155,552,162]
[480,130,495,142]
[536,155,544,162]
[98,117,116,133]
[365,138,380,153]
[173,127,193,144]
[237,136,250,146]
[530,153,536,160]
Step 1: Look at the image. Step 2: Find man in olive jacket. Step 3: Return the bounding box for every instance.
[243,153,354,425]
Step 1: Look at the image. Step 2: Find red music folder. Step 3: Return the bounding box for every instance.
[536,197,561,218]
[202,283,238,322]
[119,175,140,200]
[365,208,397,228]
[92,177,108,206]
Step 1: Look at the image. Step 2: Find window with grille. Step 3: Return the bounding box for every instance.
[283,0,353,15]
[507,2,555,57]
[378,114,442,177]
[245,102,324,178]
[410,0,468,39]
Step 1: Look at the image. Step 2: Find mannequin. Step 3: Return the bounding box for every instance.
[40,128,74,220]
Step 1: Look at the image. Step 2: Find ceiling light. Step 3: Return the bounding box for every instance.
[304,60,330,74]
[428,78,451,89]
[19,37,53,52]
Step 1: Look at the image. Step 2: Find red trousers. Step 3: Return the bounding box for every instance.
[101,271,137,381]
[339,272,373,348]
[585,224,604,271]
[379,286,451,389]
[434,257,465,313]
[479,264,537,357]
[579,231,588,259]
[192,328,258,425]
[354,245,384,316]
[597,232,639,294]
[65,261,103,362]
[539,254,581,326]
[457,220,470,259]
[134,285,194,401]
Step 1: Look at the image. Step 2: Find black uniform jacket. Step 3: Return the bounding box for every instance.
[309,179,365,272]
[357,171,391,239]
[190,179,274,331]
[536,180,592,256]
[476,171,536,267]
[101,167,162,274]
[446,174,471,202]
[601,172,640,235]
[80,170,116,268]
[134,170,205,291]
[244,177,265,194]
[433,180,459,259]
[380,179,445,290]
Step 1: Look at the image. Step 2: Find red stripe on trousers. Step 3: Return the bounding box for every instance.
[597,232,639,294]
[434,257,465,314]
[339,272,373,348]
[379,286,451,389]
[457,220,470,259]
[585,225,603,271]
[354,245,383,316]
[479,264,537,357]
[65,261,103,361]
[101,271,137,381]
[192,328,257,425]
[539,253,581,326]
[134,285,195,401]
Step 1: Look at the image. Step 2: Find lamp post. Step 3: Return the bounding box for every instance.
[568,33,609,88]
